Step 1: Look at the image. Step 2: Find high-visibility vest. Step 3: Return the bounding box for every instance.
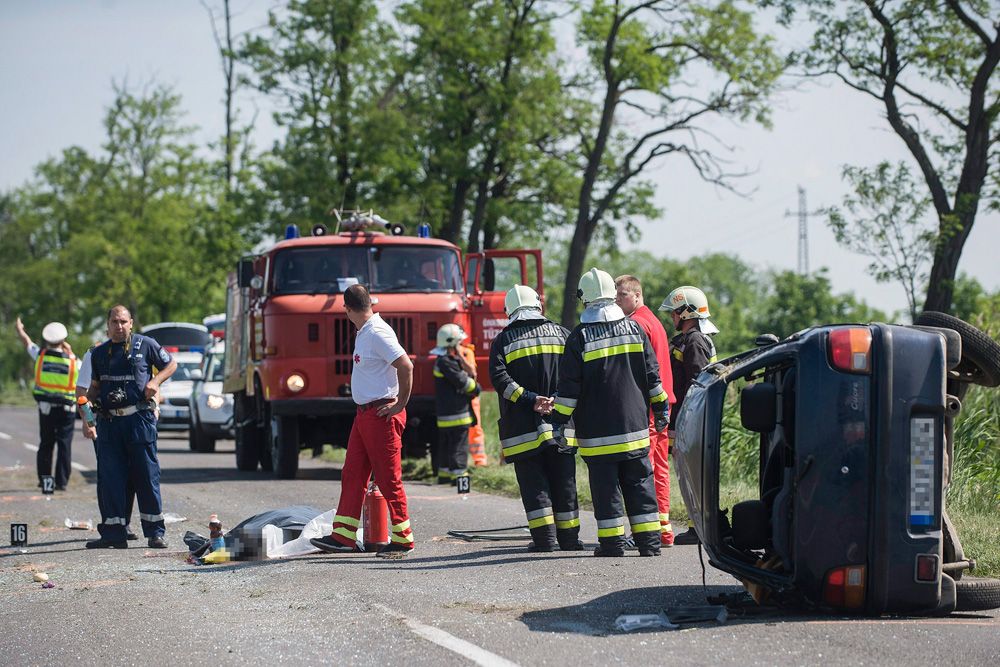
[33,349,77,404]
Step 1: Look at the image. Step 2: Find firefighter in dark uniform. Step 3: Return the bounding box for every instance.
[660,285,719,545]
[432,324,481,484]
[15,318,78,491]
[489,285,582,552]
[550,269,670,557]
[85,305,177,549]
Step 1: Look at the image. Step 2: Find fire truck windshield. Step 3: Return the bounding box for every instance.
[271,245,462,295]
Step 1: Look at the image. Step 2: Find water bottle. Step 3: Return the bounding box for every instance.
[76,396,96,428]
[208,514,225,551]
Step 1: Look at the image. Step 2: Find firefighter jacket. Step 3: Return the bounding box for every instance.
[550,316,669,462]
[489,318,571,463]
[669,328,718,429]
[433,353,481,429]
[32,349,78,405]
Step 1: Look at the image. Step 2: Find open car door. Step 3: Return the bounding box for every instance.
[463,249,544,390]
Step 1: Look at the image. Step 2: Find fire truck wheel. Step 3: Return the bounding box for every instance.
[234,393,261,471]
[271,415,300,479]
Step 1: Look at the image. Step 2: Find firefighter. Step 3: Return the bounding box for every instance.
[459,342,488,466]
[660,285,719,545]
[432,324,481,484]
[85,305,176,549]
[489,285,582,552]
[550,268,670,557]
[15,317,78,491]
[615,275,676,547]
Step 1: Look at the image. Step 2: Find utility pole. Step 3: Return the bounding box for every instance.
[784,186,822,276]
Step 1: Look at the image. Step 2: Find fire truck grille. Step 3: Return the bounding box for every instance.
[385,316,414,354]
[331,316,413,376]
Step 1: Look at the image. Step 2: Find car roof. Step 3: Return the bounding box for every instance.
[141,322,209,333]
[173,351,203,363]
[208,342,225,355]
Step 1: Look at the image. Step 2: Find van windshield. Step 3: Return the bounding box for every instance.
[271,246,462,294]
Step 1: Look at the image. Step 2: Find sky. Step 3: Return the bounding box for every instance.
[1,1,997,316]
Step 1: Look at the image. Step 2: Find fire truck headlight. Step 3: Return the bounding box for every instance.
[286,374,306,393]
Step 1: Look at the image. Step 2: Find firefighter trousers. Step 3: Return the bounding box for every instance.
[513,446,580,549]
[586,454,660,554]
[331,407,413,550]
[436,426,469,483]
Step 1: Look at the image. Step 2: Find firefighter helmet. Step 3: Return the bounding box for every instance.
[42,322,68,345]
[505,284,541,316]
[577,268,616,303]
[436,323,467,349]
[660,286,711,320]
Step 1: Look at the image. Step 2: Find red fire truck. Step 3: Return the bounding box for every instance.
[222,212,543,478]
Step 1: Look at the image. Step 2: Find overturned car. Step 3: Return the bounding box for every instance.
[673,312,1000,615]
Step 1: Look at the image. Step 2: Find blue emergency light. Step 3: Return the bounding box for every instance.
[417,223,431,238]
[285,224,300,239]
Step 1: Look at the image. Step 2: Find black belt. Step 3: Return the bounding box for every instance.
[357,398,394,412]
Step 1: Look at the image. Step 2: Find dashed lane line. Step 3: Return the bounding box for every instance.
[21,441,91,472]
[0,431,12,440]
[372,603,520,667]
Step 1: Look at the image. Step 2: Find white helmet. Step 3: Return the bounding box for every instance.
[436,323,467,350]
[42,322,68,345]
[661,286,719,334]
[577,268,616,303]
[505,284,541,316]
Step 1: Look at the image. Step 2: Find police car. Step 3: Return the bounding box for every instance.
[156,351,204,430]
[188,342,234,452]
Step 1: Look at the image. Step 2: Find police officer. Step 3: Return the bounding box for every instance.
[660,285,719,545]
[550,269,669,557]
[432,324,481,484]
[85,305,176,549]
[15,317,77,491]
[489,285,582,552]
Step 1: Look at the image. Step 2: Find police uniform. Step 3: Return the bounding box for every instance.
[433,353,481,483]
[669,329,718,430]
[489,315,581,551]
[31,346,78,489]
[550,309,669,556]
[91,333,172,542]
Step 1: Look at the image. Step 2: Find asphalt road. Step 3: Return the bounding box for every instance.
[1,405,997,666]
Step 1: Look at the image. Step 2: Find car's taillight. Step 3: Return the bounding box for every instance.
[823,565,866,609]
[828,327,872,374]
[915,554,939,582]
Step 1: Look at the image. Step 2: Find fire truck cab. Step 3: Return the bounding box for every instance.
[222,215,543,478]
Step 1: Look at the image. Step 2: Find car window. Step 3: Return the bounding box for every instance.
[205,354,224,382]
[170,361,202,382]
[143,327,212,349]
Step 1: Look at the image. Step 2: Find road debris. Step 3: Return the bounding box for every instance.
[64,518,93,530]
[32,572,49,582]
[614,612,679,632]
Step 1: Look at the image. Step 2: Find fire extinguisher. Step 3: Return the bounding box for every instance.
[363,481,389,551]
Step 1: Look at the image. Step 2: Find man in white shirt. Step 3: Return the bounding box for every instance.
[311,284,416,559]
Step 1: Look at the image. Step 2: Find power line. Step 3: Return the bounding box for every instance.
[783,186,824,275]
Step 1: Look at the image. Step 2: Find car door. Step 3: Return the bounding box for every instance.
[463,249,544,390]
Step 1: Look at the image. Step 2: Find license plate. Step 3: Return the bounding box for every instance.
[909,417,936,530]
[161,407,182,419]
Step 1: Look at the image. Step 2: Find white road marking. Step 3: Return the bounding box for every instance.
[0,431,12,440]
[22,441,90,472]
[373,603,520,667]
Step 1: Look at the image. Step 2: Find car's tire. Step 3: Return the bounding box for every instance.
[271,415,300,479]
[954,577,1000,611]
[201,436,216,453]
[234,393,260,471]
[188,423,199,452]
[731,499,769,550]
[915,311,1000,387]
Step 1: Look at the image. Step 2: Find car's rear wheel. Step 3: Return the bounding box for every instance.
[954,577,1000,611]
[915,311,1000,387]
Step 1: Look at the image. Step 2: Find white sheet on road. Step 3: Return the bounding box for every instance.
[263,509,365,558]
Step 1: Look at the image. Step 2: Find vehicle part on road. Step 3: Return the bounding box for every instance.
[446,526,531,542]
[954,577,1000,611]
[614,612,679,632]
[665,605,728,625]
[64,518,93,530]
[915,311,1000,387]
[162,513,187,524]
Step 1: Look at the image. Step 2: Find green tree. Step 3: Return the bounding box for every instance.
[827,161,936,322]
[559,0,783,327]
[240,0,415,232]
[770,0,1000,313]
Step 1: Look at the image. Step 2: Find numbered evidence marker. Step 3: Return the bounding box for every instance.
[41,476,55,495]
[456,475,471,494]
[10,523,28,547]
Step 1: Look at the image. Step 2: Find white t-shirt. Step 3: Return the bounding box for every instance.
[76,349,93,390]
[351,313,407,405]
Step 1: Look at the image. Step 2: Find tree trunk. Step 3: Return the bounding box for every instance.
[441,178,472,245]
[560,212,593,327]
[922,208,976,313]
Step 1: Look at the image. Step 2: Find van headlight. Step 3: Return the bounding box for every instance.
[286,374,306,393]
[206,394,225,410]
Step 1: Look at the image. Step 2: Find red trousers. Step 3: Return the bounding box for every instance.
[330,407,414,549]
[648,412,672,536]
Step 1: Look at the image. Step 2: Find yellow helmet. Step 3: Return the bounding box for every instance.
[577,268,616,303]
[436,323,467,349]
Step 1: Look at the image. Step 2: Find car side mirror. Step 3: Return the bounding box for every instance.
[190,368,203,381]
[238,258,255,288]
[755,333,779,347]
[741,382,777,433]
